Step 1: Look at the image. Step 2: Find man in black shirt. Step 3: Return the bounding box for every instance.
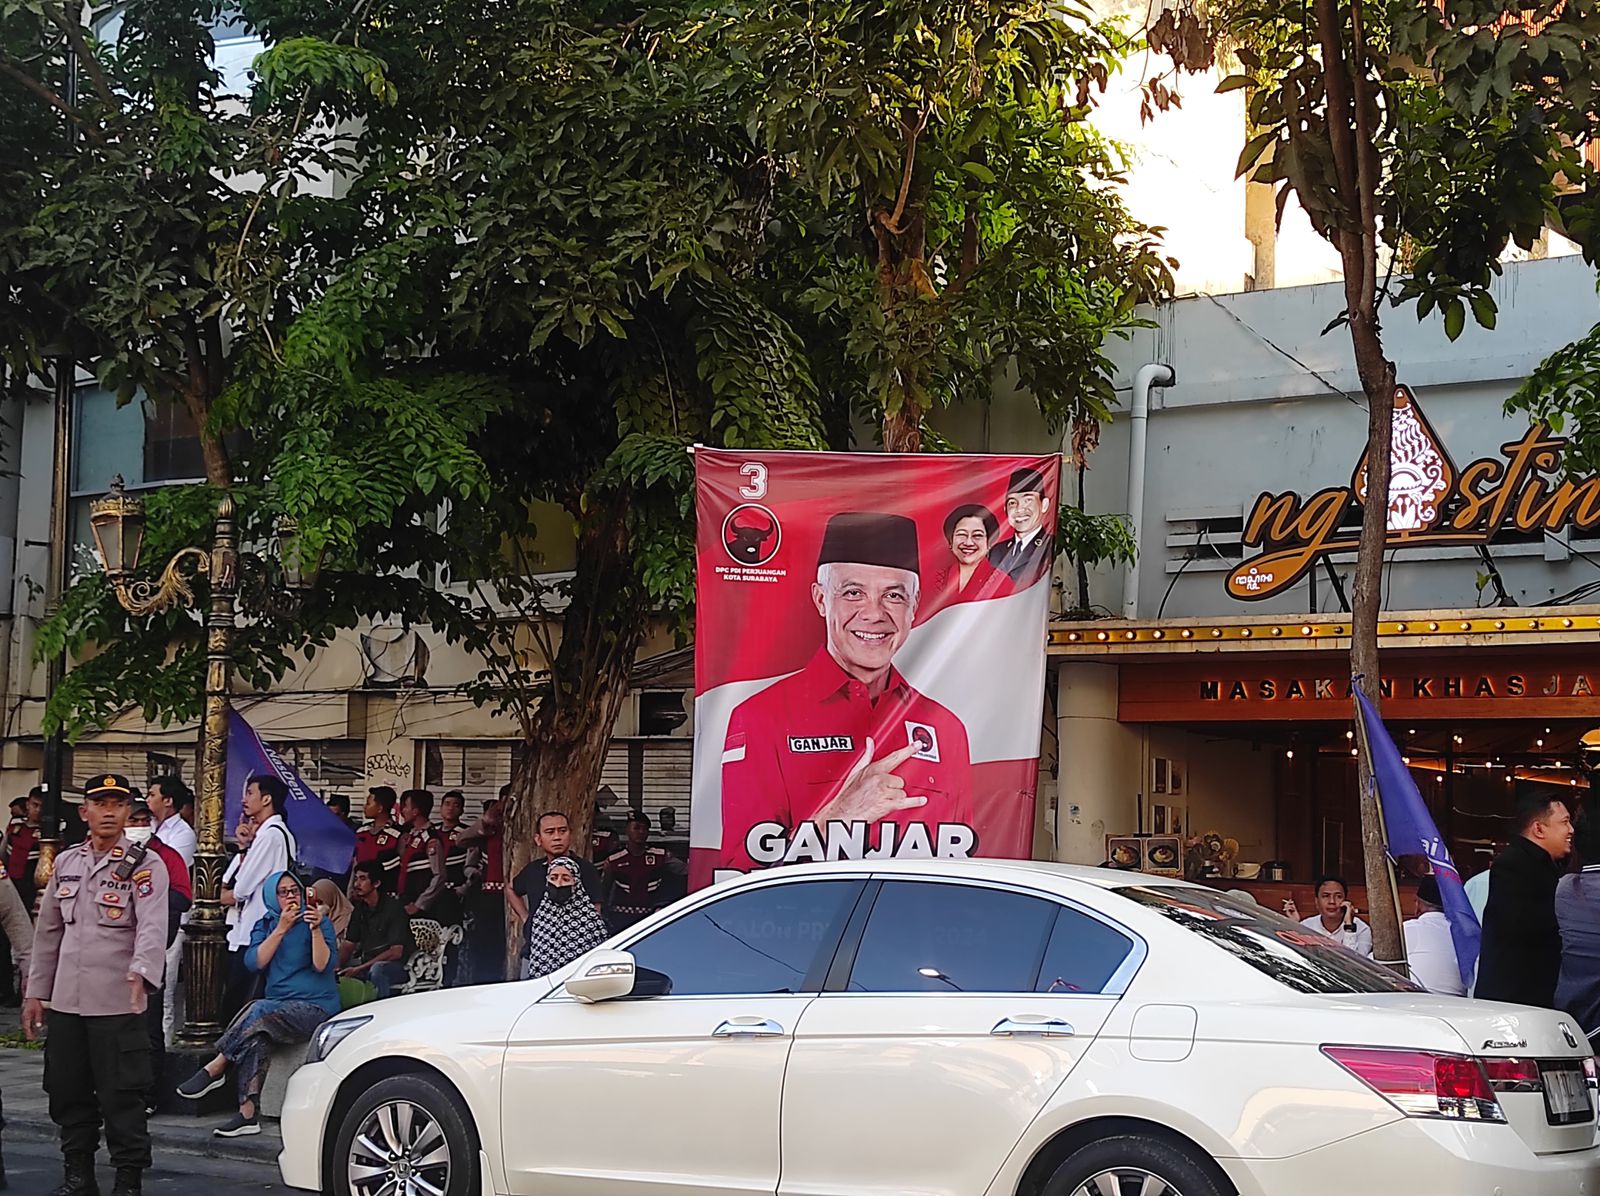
[1477,792,1574,1008]
[339,861,413,998]
[509,812,601,967]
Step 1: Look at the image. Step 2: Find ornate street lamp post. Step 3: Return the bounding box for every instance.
[86,477,319,1047]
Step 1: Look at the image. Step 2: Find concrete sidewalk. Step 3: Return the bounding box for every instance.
[0,1045,282,1166]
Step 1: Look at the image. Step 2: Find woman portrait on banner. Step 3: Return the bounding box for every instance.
[925,503,1011,617]
[175,871,340,1138]
[525,856,608,979]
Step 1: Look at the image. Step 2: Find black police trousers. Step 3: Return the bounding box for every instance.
[43,1011,152,1170]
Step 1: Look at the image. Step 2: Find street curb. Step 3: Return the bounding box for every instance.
[3,1112,283,1166]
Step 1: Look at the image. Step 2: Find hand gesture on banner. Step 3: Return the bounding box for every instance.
[813,738,928,825]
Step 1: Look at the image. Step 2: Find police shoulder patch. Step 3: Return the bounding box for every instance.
[132,869,153,883]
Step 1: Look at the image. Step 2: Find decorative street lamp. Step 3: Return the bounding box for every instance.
[86,475,317,1049]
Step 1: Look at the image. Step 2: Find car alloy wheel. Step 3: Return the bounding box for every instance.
[1071,1168,1183,1196]
[347,1098,452,1196]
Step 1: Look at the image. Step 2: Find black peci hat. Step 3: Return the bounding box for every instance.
[816,512,920,574]
[83,773,134,802]
[1006,466,1048,497]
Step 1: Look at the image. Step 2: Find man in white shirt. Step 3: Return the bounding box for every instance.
[220,775,296,1019]
[1404,876,1466,995]
[148,777,196,1043]
[985,467,1053,585]
[1284,874,1374,958]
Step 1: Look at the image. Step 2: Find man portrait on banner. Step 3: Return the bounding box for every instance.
[718,511,974,871]
[987,466,1054,585]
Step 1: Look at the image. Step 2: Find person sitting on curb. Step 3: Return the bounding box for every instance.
[175,871,339,1137]
[338,860,412,999]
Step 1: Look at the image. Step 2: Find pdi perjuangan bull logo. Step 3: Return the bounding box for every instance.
[722,504,782,565]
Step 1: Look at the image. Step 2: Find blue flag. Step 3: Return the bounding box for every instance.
[224,707,356,876]
[1355,688,1481,988]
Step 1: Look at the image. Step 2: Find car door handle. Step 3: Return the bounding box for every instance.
[711,1018,785,1038]
[991,1017,1075,1038]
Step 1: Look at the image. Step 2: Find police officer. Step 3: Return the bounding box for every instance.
[601,812,686,932]
[24,774,169,1196]
[718,512,975,870]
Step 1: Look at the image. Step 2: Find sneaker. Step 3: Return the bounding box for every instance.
[176,1069,225,1101]
[213,1112,259,1138]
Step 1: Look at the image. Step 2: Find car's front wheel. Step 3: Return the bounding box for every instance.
[330,1072,478,1196]
[1045,1132,1230,1196]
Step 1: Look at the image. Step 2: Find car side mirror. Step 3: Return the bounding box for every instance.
[565,949,638,1003]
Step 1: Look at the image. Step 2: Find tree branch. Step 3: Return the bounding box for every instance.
[45,6,118,114]
[1312,0,1361,268]
[1348,0,1381,322]
[0,57,108,147]
[880,103,931,236]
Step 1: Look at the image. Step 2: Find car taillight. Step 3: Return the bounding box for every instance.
[1586,1057,1597,1091]
[1481,1057,1543,1093]
[1322,1046,1506,1122]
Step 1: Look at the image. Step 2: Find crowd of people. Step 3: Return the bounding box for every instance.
[0,771,688,1194]
[1281,790,1600,1047]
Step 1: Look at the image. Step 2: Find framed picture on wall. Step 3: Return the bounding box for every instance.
[1152,757,1169,795]
[1152,803,1185,839]
[1143,835,1183,877]
[1169,763,1185,796]
[1105,835,1142,870]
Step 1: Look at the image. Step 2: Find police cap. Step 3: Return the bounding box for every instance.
[816,512,919,574]
[83,773,134,802]
[1006,466,1048,497]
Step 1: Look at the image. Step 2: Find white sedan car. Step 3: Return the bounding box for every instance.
[279,859,1600,1196]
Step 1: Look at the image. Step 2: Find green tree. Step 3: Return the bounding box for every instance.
[1147,0,1571,964]
[9,0,1169,908]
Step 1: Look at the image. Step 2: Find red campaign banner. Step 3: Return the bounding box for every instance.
[691,448,1061,887]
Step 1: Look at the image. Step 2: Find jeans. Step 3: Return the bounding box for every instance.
[216,999,335,1106]
[370,960,405,999]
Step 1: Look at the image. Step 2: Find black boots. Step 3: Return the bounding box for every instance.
[50,1153,99,1196]
[109,1167,141,1196]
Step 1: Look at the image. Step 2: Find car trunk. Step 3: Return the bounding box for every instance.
[1342,993,1597,1156]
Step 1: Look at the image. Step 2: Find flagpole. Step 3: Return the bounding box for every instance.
[1352,679,1409,976]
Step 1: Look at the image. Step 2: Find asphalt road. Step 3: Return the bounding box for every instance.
[3,1138,296,1194]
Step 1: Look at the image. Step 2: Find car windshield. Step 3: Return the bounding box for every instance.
[1116,885,1420,995]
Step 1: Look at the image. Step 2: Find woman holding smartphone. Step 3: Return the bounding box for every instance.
[174,871,341,1137]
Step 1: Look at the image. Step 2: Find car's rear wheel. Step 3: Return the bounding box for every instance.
[1045,1133,1230,1196]
[330,1073,478,1196]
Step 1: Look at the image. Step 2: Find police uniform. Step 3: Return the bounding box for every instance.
[600,843,683,931]
[353,820,402,891]
[396,823,450,920]
[718,513,974,871]
[27,774,168,1196]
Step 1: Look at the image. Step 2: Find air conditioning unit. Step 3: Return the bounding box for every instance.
[361,626,431,688]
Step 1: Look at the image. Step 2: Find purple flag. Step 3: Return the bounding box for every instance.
[224,707,356,876]
[1356,688,1481,988]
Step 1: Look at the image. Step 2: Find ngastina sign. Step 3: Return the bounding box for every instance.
[1230,386,1600,600]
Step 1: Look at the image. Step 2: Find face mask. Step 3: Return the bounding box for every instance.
[125,826,154,845]
[548,885,574,906]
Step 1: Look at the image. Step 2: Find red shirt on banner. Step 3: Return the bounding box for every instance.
[719,648,973,869]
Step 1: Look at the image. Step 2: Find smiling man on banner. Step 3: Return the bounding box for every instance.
[1355,689,1480,991]
[719,512,974,871]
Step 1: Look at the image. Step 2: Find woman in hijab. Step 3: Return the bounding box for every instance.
[525,855,609,979]
[312,877,354,939]
[174,871,341,1137]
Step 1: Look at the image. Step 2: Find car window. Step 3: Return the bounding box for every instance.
[1036,906,1136,994]
[846,881,1058,993]
[627,880,859,996]
[1117,885,1419,995]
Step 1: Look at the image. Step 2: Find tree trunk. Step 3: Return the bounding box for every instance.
[875,201,932,453]
[1347,314,1401,970]
[501,494,646,966]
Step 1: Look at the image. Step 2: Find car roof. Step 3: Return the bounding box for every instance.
[716,856,1204,892]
